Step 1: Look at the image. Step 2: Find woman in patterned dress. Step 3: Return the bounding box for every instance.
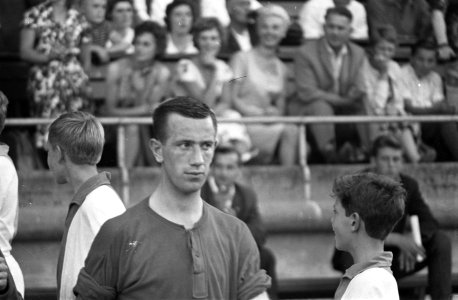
[20,0,91,149]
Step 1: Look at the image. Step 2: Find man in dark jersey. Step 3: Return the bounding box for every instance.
[73,96,271,300]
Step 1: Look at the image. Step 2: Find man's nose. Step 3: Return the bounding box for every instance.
[190,146,205,165]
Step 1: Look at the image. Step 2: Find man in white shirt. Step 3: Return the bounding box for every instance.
[47,111,126,300]
[299,0,368,40]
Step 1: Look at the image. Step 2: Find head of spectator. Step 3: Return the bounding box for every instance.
[47,111,105,184]
[368,25,398,72]
[323,6,353,52]
[0,91,8,136]
[256,4,290,50]
[81,0,107,25]
[107,0,134,31]
[370,134,404,179]
[331,172,405,252]
[164,0,195,36]
[192,17,224,64]
[133,21,167,61]
[410,40,438,79]
[211,145,241,190]
[226,0,252,28]
[150,97,217,194]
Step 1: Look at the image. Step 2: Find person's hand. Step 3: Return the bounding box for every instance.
[346,86,365,102]
[385,103,399,116]
[438,45,456,61]
[0,257,9,292]
[392,235,426,272]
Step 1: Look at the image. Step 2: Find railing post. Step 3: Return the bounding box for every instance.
[298,123,310,202]
[116,124,130,206]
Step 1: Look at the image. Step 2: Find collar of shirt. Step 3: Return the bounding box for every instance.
[0,143,9,156]
[343,251,393,280]
[71,171,112,207]
[231,27,252,51]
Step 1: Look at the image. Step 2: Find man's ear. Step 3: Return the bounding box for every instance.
[149,138,163,163]
[350,212,361,232]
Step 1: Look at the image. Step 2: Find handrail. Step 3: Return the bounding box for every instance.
[6,115,458,207]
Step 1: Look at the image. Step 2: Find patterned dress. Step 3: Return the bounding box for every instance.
[22,1,91,148]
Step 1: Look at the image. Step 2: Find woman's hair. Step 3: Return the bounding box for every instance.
[106,0,133,21]
[134,21,167,58]
[370,25,398,48]
[192,17,223,50]
[164,0,196,31]
[256,4,291,36]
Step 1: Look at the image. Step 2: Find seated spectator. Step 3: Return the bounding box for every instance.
[220,0,259,56]
[298,0,368,40]
[20,0,91,150]
[287,7,367,163]
[366,0,432,43]
[134,0,173,26]
[81,0,111,64]
[101,21,170,167]
[401,41,458,161]
[230,4,298,166]
[164,0,198,55]
[332,135,452,300]
[201,146,278,299]
[173,17,253,158]
[361,25,421,163]
[105,0,135,59]
[428,0,457,60]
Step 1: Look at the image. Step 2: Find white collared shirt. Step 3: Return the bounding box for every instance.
[231,28,252,51]
[325,43,348,93]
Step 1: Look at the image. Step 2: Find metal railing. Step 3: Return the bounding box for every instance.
[6,115,458,207]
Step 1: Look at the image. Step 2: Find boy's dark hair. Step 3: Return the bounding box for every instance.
[411,40,438,58]
[371,134,402,157]
[192,17,223,50]
[152,97,217,142]
[164,0,196,31]
[106,0,133,20]
[370,25,398,48]
[134,21,167,59]
[325,6,353,22]
[0,91,8,135]
[48,111,105,165]
[213,145,241,165]
[332,172,405,240]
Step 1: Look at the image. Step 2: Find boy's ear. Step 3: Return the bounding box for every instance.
[350,212,361,232]
[149,138,163,163]
[56,145,66,163]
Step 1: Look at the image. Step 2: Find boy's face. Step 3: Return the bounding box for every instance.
[46,142,68,185]
[411,48,437,78]
[83,0,107,24]
[212,152,240,190]
[331,198,353,251]
[373,146,403,179]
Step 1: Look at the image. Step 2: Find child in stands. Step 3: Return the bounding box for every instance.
[81,0,111,64]
[332,172,405,299]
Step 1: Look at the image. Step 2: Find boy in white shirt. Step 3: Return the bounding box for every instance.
[332,172,405,299]
[47,111,126,300]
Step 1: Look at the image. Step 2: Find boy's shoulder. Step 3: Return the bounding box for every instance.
[343,268,398,299]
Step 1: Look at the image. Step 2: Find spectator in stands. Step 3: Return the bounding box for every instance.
[221,0,260,55]
[427,0,458,60]
[230,4,298,166]
[164,0,198,55]
[0,91,24,298]
[298,0,368,40]
[81,0,111,64]
[134,0,173,26]
[102,21,170,167]
[332,172,404,299]
[20,0,91,150]
[332,134,452,300]
[74,97,271,299]
[105,0,135,59]
[288,7,367,163]
[401,41,458,161]
[47,111,126,300]
[201,145,278,299]
[362,25,422,163]
[366,0,432,43]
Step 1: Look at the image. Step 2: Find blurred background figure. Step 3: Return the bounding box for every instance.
[102,21,170,167]
[230,4,298,165]
[20,0,91,151]
[81,0,111,64]
[106,0,135,59]
[164,0,198,55]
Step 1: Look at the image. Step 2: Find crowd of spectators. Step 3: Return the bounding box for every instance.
[2,0,458,167]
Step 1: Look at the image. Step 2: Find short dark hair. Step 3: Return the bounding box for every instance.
[213,145,241,165]
[370,25,398,47]
[332,172,405,240]
[325,6,353,22]
[412,40,438,57]
[134,21,167,59]
[164,0,196,31]
[192,17,223,50]
[106,0,133,21]
[0,91,8,135]
[152,97,217,142]
[48,111,105,165]
[371,134,402,157]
